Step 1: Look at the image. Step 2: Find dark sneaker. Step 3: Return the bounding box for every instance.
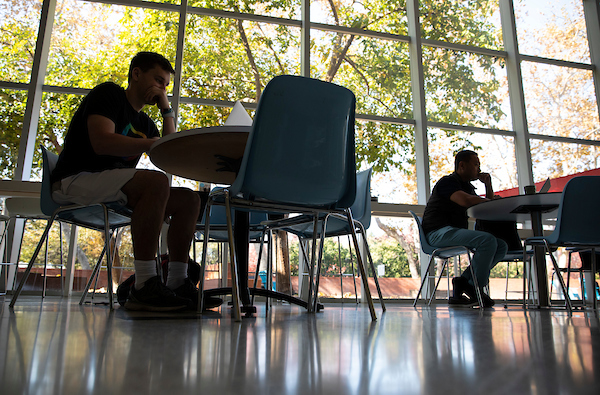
[172,278,224,310]
[449,295,477,306]
[452,276,469,298]
[453,276,495,308]
[124,276,189,312]
[463,282,495,308]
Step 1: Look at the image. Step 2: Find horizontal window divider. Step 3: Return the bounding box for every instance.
[89,0,180,12]
[520,54,594,70]
[42,85,91,95]
[529,133,600,146]
[310,22,410,43]
[188,6,302,27]
[356,113,415,126]
[179,96,257,110]
[428,121,515,137]
[371,202,425,218]
[0,81,28,91]
[421,38,507,58]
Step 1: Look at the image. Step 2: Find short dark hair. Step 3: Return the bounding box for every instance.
[454,150,478,172]
[127,52,175,83]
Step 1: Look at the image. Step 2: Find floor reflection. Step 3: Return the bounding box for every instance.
[1,298,599,394]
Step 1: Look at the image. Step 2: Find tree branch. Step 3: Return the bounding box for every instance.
[233,12,262,100]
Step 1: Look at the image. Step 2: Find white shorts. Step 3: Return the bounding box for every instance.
[52,168,138,206]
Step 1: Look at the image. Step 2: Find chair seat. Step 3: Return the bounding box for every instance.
[56,204,131,231]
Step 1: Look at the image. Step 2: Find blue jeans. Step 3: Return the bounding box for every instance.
[426,226,508,288]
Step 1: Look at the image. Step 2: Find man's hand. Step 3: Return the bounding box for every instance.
[145,86,170,111]
[478,172,492,185]
[478,171,495,199]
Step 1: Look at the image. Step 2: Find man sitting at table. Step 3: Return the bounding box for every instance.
[51,51,220,312]
[421,150,508,307]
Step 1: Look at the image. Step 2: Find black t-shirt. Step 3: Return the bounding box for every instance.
[421,172,476,235]
[51,82,160,184]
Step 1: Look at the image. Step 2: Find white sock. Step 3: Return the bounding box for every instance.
[133,259,158,290]
[166,261,188,290]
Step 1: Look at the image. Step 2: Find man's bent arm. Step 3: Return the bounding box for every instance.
[450,190,490,208]
[88,114,157,156]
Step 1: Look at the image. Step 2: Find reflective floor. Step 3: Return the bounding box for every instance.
[1,297,599,395]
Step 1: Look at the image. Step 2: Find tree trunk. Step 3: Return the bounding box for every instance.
[375,218,420,279]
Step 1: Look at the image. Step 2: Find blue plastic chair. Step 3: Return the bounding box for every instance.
[264,168,385,311]
[409,211,483,308]
[196,204,268,242]
[202,75,378,321]
[524,176,600,312]
[10,147,132,309]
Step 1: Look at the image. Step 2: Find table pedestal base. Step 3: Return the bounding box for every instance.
[204,287,324,315]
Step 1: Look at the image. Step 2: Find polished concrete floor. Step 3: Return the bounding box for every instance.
[1,297,599,395]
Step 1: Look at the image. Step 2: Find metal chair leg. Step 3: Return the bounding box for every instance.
[224,192,242,322]
[543,240,573,313]
[356,222,386,311]
[414,254,437,307]
[345,209,376,321]
[10,215,57,308]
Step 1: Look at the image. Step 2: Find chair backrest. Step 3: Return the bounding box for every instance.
[230,75,357,209]
[551,176,600,245]
[408,210,435,255]
[40,146,62,216]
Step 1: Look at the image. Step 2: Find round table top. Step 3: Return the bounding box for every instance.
[467,192,562,222]
[149,126,251,184]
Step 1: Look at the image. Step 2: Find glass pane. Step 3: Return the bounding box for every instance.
[189,0,301,19]
[13,219,67,293]
[423,47,510,130]
[522,62,599,140]
[311,30,412,119]
[182,16,301,103]
[0,89,28,180]
[420,0,503,51]
[427,129,517,195]
[515,0,590,63]
[356,121,416,204]
[531,140,600,181]
[30,92,85,181]
[0,0,42,83]
[311,0,408,36]
[364,216,421,299]
[46,0,179,89]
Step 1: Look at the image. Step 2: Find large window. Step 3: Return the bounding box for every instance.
[2,0,599,299]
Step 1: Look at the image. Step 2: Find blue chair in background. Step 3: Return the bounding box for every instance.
[195,203,270,305]
[10,146,132,309]
[409,211,483,308]
[524,176,600,312]
[200,75,378,321]
[264,168,385,312]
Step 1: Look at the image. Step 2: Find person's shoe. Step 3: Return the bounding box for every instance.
[462,282,495,308]
[453,276,495,307]
[124,276,189,312]
[452,277,469,298]
[448,295,477,306]
[172,278,223,310]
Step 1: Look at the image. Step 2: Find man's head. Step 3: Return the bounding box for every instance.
[454,150,480,181]
[127,52,175,84]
